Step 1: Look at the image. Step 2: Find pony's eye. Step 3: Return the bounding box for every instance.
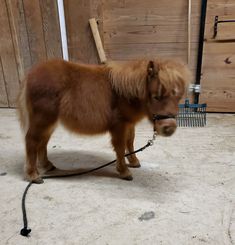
[153,95,160,101]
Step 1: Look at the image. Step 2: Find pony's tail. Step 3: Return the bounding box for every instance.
[17,79,29,135]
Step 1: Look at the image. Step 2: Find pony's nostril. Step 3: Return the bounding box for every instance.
[163,126,175,136]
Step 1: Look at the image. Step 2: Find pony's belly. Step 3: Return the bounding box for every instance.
[60,114,110,135]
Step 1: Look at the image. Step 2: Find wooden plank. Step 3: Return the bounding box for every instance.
[205,0,235,40]
[200,40,235,112]
[40,0,62,59]
[64,0,99,63]
[200,89,235,112]
[104,24,199,44]
[104,0,200,11]
[205,0,235,17]
[6,0,32,81]
[23,0,47,65]
[103,0,201,44]
[103,7,201,27]
[102,0,201,83]
[200,0,235,112]
[103,8,196,26]
[105,42,198,70]
[89,18,107,63]
[0,0,20,107]
[202,42,235,69]
[215,21,235,40]
[90,0,104,43]
[0,57,9,107]
[205,15,235,40]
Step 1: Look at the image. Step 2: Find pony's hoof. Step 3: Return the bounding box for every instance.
[25,173,44,184]
[128,163,141,168]
[46,165,56,172]
[122,175,133,181]
[32,177,44,184]
[127,157,141,168]
[39,161,56,174]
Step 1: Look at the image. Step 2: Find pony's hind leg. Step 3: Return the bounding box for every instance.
[110,124,133,180]
[126,125,141,168]
[37,125,56,174]
[25,117,57,184]
[25,126,44,183]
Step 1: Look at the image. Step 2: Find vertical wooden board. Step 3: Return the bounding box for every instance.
[0,58,9,107]
[90,0,104,43]
[199,0,235,112]
[64,0,99,63]
[200,41,235,112]
[0,0,20,107]
[23,0,47,65]
[6,0,32,80]
[40,0,62,59]
[205,0,235,41]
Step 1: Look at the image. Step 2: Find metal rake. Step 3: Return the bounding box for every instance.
[177,99,207,127]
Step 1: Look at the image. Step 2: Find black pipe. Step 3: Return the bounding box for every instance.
[194,0,208,104]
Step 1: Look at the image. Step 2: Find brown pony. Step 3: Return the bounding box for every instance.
[18,58,190,183]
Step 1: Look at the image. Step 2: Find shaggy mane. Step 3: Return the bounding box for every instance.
[107,59,190,99]
[107,60,149,99]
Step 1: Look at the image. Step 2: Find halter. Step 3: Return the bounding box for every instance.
[153,114,176,121]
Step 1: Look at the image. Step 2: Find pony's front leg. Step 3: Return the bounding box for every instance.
[110,124,133,181]
[126,125,141,168]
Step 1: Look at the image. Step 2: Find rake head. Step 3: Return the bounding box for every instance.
[177,99,207,127]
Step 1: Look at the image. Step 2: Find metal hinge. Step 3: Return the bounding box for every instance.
[189,84,201,93]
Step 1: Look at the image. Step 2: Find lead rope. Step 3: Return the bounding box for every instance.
[20,131,158,237]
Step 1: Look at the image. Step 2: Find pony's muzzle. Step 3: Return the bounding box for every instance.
[154,118,177,137]
[162,125,176,136]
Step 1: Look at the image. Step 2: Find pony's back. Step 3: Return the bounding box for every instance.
[18,59,113,135]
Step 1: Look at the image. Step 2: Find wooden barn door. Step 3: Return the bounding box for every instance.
[200,0,235,112]
[0,0,62,108]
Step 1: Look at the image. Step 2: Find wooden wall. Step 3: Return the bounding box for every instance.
[102,0,201,74]
[0,0,62,108]
[1,0,234,112]
[200,0,235,112]
[0,0,203,108]
[64,0,201,73]
[64,0,103,63]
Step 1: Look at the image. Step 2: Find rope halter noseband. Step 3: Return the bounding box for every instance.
[153,114,176,122]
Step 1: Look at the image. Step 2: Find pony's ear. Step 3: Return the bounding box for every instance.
[147,60,155,77]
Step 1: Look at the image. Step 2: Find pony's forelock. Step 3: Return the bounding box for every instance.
[157,59,191,96]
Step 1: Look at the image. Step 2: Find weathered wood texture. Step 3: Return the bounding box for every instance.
[64,0,103,63]
[200,0,235,112]
[0,57,8,107]
[1,0,234,112]
[0,0,20,107]
[102,0,201,74]
[0,0,62,108]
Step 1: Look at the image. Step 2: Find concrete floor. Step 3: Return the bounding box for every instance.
[0,109,234,245]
